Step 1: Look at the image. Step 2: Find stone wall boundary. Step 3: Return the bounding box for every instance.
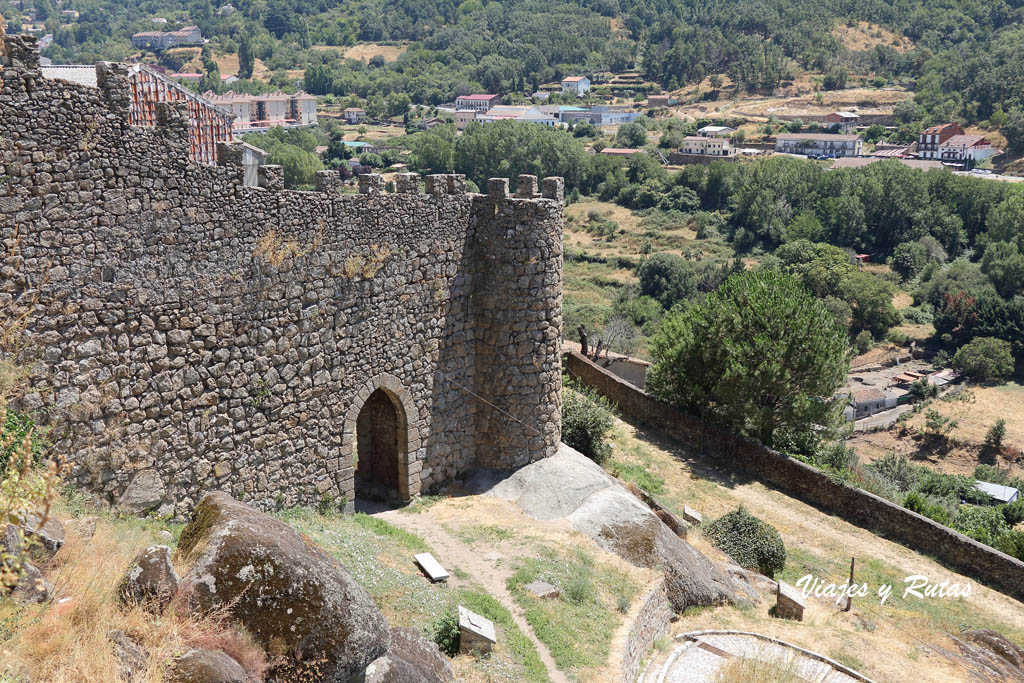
[619,576,671,683]
[564,351,1024,604]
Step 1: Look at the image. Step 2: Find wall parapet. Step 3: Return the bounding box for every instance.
[564,351,1024,604]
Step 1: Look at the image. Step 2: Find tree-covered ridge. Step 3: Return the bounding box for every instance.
[11,0,1024,121]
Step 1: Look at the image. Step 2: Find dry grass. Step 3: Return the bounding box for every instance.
[254,231,303,267]
[342,43,408,63]
[714,650,803,683]
[904,384,1024,453]
[0,512,269,682]
[832,21,914,53]
[604,416,1024,682]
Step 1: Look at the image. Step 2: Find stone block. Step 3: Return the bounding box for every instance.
[446,174,466,194]
[394,173,420,194]
[488,178,509,200]
[541,177,564,202]
[257,165,284,191]
[524,580,559,599]
[681,506,702,526]
[516,174,538,198]
[315,170,343,195]
[358,173,384,194]
[775,580,804,621]
[424,175,447,195]
[414,552,449,583]
[458,605,496,654]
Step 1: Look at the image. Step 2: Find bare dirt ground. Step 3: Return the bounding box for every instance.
[832,21,914,53]
[605,416,1024,682]
[342,43,408,63]
[849,384,1024,478]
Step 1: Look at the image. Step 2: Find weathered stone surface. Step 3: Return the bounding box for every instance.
[178,492,389,681]
[724,563,777,604]
[108,630,149,681]
[118,545,179,612]
[167,649,247,683]
[117,470,165,514]
[524,580,559,599]
[364,627,454,683]
[67,516,98,541]
[11,561,53,603]
[485,444,735,612]
[458,606,496,654]
[20,514,65,559]
[0,41,565,517]
[775,580,804,621]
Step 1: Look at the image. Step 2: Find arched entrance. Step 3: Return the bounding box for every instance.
[340,374,423,509]
[355,388,405,502]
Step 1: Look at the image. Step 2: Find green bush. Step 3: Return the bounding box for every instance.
[853,330,873,354]
[561,383,615,464]
[952,337,1015,383]
[952,505,1009,546]
[903,491,952,525]
[1002,500,1024,526]
[995,529,1024,561]
[429,610,461,656]
[871,452,919,492]
[562,567,597,606]
[702,506,786,578]
[984,419,1007,451]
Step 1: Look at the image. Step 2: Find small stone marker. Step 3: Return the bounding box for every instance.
[775,580,805,621]
[681,506,703,526]
[524,580,559,599]
[458,605,497,654]
[414,553,449,583]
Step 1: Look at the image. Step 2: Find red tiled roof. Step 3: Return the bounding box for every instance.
[941,134,987,148]
[562,76,586,82]
[922,122,962,136]
[457,94,499,101]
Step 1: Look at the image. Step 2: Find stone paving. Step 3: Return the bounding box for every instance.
[637,631,872,683]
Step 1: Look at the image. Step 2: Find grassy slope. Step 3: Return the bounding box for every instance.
[601,415,1024,682]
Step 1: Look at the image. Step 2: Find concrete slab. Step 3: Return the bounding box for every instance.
[524,580,559,599]
[414,552,449,583]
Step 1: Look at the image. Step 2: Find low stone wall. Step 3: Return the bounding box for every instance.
[620,577,671,683]
[564,352,1024,604]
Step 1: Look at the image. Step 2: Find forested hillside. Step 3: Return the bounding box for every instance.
[9,0,1024,125]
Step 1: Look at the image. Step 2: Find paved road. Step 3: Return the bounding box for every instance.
[853,404,913,431]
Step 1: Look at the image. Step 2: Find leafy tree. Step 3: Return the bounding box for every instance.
[1003,108,1024,156]
[892,241,930,281]
[981,241,1024,298]
[822,66,847,90]
[237,32,254,81]
[616,121,647,148]
[409,125,455,175]
[840,270,900,338]
[952,337,1015,382]
[984,418,1007,451]
[267,143,322,189]
[647,269,849,448]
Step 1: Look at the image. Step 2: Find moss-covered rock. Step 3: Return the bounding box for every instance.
[178,492,390,682]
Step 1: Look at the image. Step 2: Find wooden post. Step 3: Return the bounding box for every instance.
[845,557,855,612]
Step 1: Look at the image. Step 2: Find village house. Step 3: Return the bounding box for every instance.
[342,107,366,124]
[477,105,558,126]
[697,125,735,137]
[131,25,203,51]
[775,133,863,157]
[844,388,898,420]
[932,134,1001,164]
[974,481,1021,504]
[599,147,644,157]
[589,105,642,126]
[681,135,735,157]
[917,123,963,158]
[206,90,318,131]
[561,76,590,96]
[455,109,477,130]
[647,94,677,108]
[455,93,500,112]
[825,111,859,133]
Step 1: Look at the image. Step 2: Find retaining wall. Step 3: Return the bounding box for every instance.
[565,351,1024,604]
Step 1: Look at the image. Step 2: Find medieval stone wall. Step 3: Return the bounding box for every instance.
[0,38,563,515]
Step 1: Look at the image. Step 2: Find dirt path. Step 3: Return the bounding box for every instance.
[376,508,571,683]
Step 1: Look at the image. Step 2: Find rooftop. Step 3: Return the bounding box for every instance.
[922,122,961,135]
[457,94,499,101]
[777,133,860,142]
[562,76,587,82]
[831,157,943,171]
[850,388,885,403]
[975,481,1020,504]
[942,134,988,147]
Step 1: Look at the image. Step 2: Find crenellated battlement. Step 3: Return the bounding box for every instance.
[0,46,564,516]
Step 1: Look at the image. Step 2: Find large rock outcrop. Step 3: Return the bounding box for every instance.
[481,444,735,611]
[177,492,390,682]
[364,627,454,683]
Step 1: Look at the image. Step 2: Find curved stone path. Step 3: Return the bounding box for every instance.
[637,631,875,683]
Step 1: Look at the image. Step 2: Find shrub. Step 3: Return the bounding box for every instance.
[903,491,951,525]
[952,337,1015,383]
[561,383,615,464]
[853,330,873,355]
[814,442,858,472]
[984,419,1007,451]
[702,506,786,578]
[995,529,1024,561]
[1002,500,1024,526]
[870,452,918,492]
[907,377,938,401]
[952,505,1009,546]
[562,567,597,606]
[429,610,461,656]
[886,329,909,345]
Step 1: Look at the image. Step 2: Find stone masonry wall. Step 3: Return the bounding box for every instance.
[619,577,671,683]
[565,351,1024,604]
[0,39,563,516]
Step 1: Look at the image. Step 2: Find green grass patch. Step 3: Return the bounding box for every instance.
[455,588,550,683]
[507,546,639,676]
[606,460,665,494]
[350,513,428,551]
[399,494,444,514]
[453,524,515,546]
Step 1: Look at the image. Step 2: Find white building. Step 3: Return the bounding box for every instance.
[455,109,477,131]
[342,107,366,124]
[775,133,862,157]
[696,125,734,138]
[561,76,590,96]
[454,94,500,112]
[205,90,318,131]
[681,135,734,156]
